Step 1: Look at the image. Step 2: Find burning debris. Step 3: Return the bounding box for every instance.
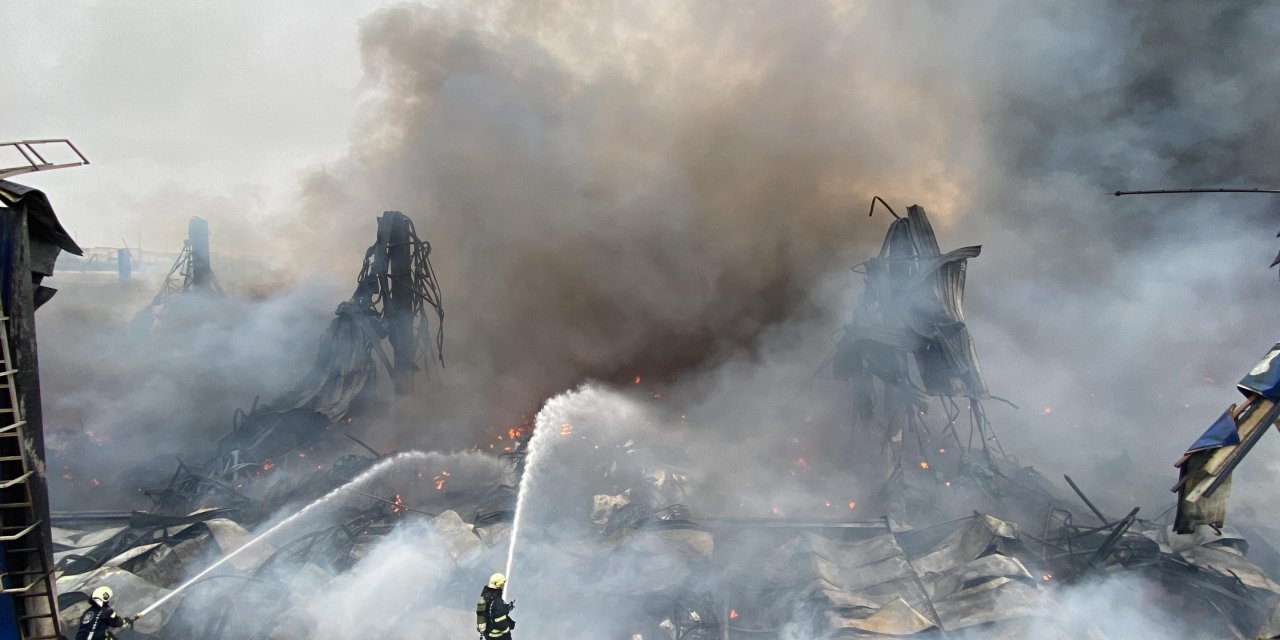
[32,195,1280,640]
[46,372,1280,640]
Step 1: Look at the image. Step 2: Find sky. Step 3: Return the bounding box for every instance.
[0,1,383,254]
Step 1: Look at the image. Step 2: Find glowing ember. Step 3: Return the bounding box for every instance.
[918,460,929,470]
[1043,405,1053,414]
[434,470,450,491]
[729,610,739,620]
[1042,573,1053,581]
[944,481,952,487]
[392,494,405,514]
[848,501,857,510]
[263,460,275,472]
[634,375,642,384]
[560,423,573,436]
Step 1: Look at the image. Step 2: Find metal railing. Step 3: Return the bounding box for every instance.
[0,139,90,182]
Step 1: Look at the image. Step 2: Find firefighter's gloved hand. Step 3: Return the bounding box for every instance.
[508,600,516,610]
[124,616,136,629]
[476,623,485,634]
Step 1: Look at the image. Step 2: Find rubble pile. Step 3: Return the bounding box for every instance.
[44,429,1280,639]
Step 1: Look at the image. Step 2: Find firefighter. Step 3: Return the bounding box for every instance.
[475,572,515,639]
[76,586,130,640]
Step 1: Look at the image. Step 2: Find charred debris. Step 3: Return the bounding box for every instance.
[46,201,1280,639]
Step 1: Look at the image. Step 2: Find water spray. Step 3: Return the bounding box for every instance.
[132,451,433,620]
[502,405,558,595]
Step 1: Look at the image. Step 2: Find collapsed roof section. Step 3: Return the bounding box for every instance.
[0,179,86,309]
[835,203,986,401]
[833,202,1000,490]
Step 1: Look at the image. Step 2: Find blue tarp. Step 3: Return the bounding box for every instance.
[1239,342,1280,401]
[1187,409,1241,453]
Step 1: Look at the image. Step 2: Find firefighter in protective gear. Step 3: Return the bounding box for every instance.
[476,572,515,639]
[76,586,128,640]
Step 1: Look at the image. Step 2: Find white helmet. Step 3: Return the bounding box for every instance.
[91,586,113,604]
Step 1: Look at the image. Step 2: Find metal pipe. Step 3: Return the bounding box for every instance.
[1115,188,1280,196]
[1063,475,1108,525]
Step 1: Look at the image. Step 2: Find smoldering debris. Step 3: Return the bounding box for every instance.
[43,200,1280,640]
[49,382,1280,639]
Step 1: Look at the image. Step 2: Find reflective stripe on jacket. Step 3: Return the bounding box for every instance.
[476,586,514,637]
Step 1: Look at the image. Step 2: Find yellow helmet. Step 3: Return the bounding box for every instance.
[488,573,506,589]
[91,586,113,604]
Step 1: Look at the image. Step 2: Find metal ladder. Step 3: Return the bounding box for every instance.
[0,304,59,638]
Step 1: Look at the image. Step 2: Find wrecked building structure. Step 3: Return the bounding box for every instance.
[132,216,220,331]
[35,194,1280,640]
[145,210,445,517]
[0,139,90,639]
[833,201,1003,518]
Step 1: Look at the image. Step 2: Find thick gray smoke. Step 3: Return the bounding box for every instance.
[29,1,1280,636]
[40,276,340,507]
[279,0,1280,502]
[31,0,1280,538]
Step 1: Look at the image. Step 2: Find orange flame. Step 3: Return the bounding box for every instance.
[560,423,573,436]
[634,375,642,384]
[434,470,450,491]
[729,609,739,620]
[392,494,404,514]
[918,460,929,470]
[848,501,857,510]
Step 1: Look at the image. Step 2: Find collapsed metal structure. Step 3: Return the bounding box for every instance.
[833,201,1004,519]
[133,216,220,329]
[48,415,1280,639]
[146,211,444,517]
[41,196,1280,638]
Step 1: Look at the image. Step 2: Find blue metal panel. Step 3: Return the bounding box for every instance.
[1186,409,1241,453]
[1238,342,1280,401]
[0,541,22,640]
